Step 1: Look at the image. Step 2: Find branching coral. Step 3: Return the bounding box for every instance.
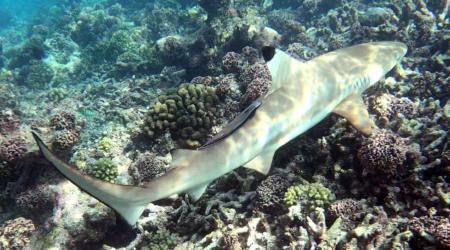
[97,137,113,153]
[47,87,69,102]
[146,228,183,250]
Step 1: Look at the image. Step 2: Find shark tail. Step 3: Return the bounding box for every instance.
[32,132,151,225]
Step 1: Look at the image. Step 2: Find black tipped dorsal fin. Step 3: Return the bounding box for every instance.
[262,46,276,62]
[263,47,304,97]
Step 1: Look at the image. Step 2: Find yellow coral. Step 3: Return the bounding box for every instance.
[98,137,113,152]
[284,183,336,213]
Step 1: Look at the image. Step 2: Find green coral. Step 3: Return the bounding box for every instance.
[144,229,182,250]
[143,83,223,148]
[86,158,118,183]
[284,182,336,213]
[47,87,68,102]
[105,30,135,60]
[97,137,113,153]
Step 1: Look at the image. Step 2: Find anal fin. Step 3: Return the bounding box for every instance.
[332,94,372,136]
[243,151,276,175]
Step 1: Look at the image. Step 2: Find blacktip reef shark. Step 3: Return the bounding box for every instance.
[32,41,407,226]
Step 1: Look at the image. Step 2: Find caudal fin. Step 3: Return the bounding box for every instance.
[32,132,149,225]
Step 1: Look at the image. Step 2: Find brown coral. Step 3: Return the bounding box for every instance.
[0,108,20,135]
[357,129,407,177]
[0,217,35,250]
[50,111,76,131]
[255,175,289,214]
[222,52,243,73]
[409,216,450,248]
[55,129,79,148]
[129,153,166,184]
[327,198,366,221]
[1,137,27,162]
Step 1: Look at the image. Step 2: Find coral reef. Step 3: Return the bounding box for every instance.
[0,217,35,250]
[147,228,183,250]
[357,129,409,178]
[143,83,223,148]
[85,158,118,183]
[409,215,450,248]
[254,174,289,214]
[0,137,27,162]
[128,152,166,185]
[284,182,336,214]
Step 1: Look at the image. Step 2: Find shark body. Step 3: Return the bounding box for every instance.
[33,41,407,225]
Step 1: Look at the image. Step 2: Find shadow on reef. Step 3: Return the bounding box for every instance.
[83,221,138,250]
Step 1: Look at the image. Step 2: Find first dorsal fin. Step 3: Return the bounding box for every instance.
[263,46,303,97]
[332,94,372,136]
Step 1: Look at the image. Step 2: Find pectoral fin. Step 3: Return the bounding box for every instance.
[186,184,209,203]
[243,151,276,175]
[332,94,372,136]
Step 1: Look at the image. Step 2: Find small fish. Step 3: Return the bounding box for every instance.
[77,107,97,117]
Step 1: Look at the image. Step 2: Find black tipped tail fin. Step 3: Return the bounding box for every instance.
[32,132,149,225]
